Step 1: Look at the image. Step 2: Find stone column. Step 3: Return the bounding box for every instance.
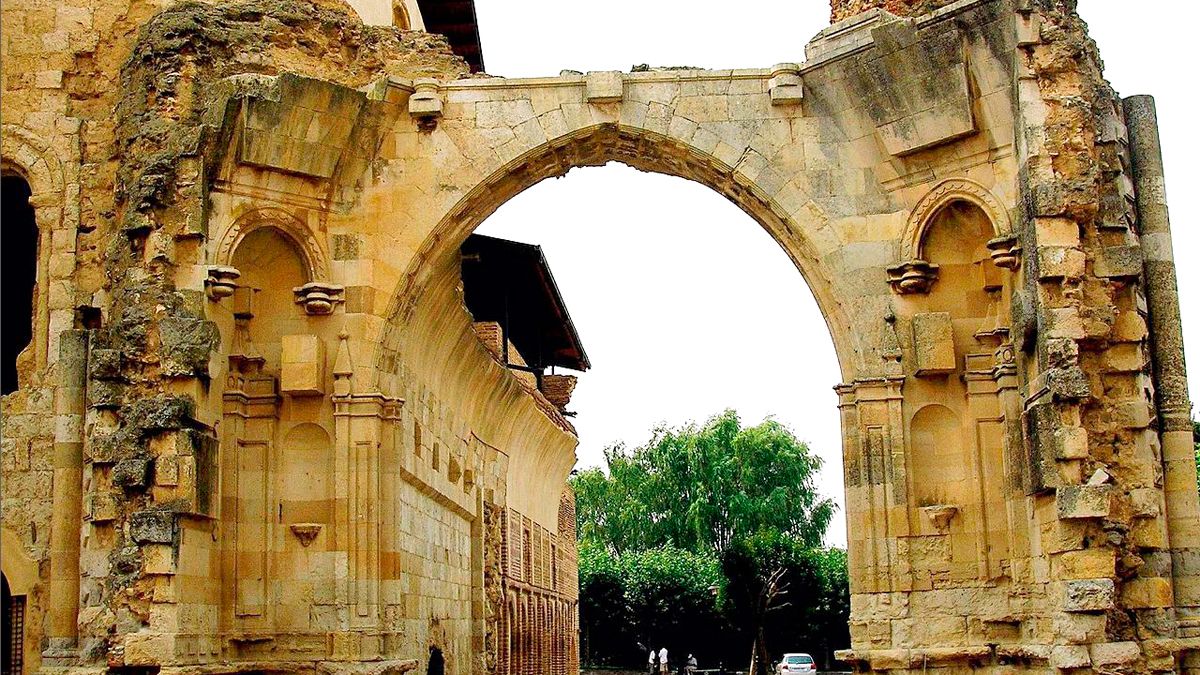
[1124,94,1200,635]
[44,329,87,659]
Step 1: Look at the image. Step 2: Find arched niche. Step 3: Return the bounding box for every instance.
[229,225,311,364]
[900,178,1011,262]
[279,422,333,527]
[1,174,38,395]
[889,178,1017,295]
[908,404,966,509]
[216,207,328,282]
[922,198,1009,348]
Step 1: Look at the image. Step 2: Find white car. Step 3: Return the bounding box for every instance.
[778,653,817,674]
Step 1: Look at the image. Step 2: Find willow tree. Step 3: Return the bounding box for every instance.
[572,409,834,555]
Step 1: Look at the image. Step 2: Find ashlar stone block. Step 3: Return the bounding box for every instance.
[281,334,325,396]
[1063,579,1116,612]
[1057,484,1112,519]
[585,71,622,103]
[1090,641,1141,666]
[912,312,956,375]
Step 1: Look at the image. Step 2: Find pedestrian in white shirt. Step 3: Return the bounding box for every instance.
[659,647,669,674]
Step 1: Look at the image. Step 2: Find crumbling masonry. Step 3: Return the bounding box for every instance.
[1,0,1197,673]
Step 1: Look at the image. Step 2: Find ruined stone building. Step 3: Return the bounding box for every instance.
[1,0,1198,673]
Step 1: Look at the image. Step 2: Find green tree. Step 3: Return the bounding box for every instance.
[577,542,633,666]
[1194,418,1200,496]
[572,411,850,671]
[577,541,723,666]
[572,410,835,555]
[722,532,845,673]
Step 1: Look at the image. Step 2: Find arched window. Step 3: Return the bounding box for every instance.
[392,1,411,29]
[1,174,38,395]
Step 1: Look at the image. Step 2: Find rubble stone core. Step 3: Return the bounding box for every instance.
[1,0,1197,674]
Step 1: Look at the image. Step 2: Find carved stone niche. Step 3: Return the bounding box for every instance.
[886,259,940,294]
[293,281,344,315]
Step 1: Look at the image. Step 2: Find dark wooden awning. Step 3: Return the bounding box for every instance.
[461,234,590,372]
[416,0,485,73]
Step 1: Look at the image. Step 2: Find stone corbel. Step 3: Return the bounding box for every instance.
[886,259,939,294]
[409,78,443,130]
[293,281,344,315]
[289,523,322,547]
[920,504,959,533]
[769,63,803,105]
[987,234,1022,270]
[205,265,240,300]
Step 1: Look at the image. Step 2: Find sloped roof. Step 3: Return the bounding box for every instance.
[461,234,590,372]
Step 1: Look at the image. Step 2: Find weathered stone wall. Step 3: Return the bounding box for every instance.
[3,0,1198,673]
[830,0,960,23]
[3,0,579,672]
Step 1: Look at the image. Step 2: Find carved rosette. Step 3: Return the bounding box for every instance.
[993,342,1017,378]
[886,259,940,294]
[293,281,345,315]
[987,234,1022,269]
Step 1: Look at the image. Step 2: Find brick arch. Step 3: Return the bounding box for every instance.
[375,121,858,384]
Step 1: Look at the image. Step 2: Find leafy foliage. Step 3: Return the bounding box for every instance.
[721,533,851,671]
[1194,418,1200,496]
[572,411,849,670]
[574,410,835,554]
[578,541,724,667]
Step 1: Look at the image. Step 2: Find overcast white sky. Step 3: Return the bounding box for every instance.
[469,1,1200,548]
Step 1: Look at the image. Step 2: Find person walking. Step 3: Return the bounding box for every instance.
[658,646,669,674]
[648,647,659,675]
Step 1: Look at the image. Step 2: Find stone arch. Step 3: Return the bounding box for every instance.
[899,177,1012,262]
[1,124,69,375]
[0,528,37,597]
[376,122,857,383]
[214,207,329,282]
[372,120,858,531]
[0,125,65,213]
